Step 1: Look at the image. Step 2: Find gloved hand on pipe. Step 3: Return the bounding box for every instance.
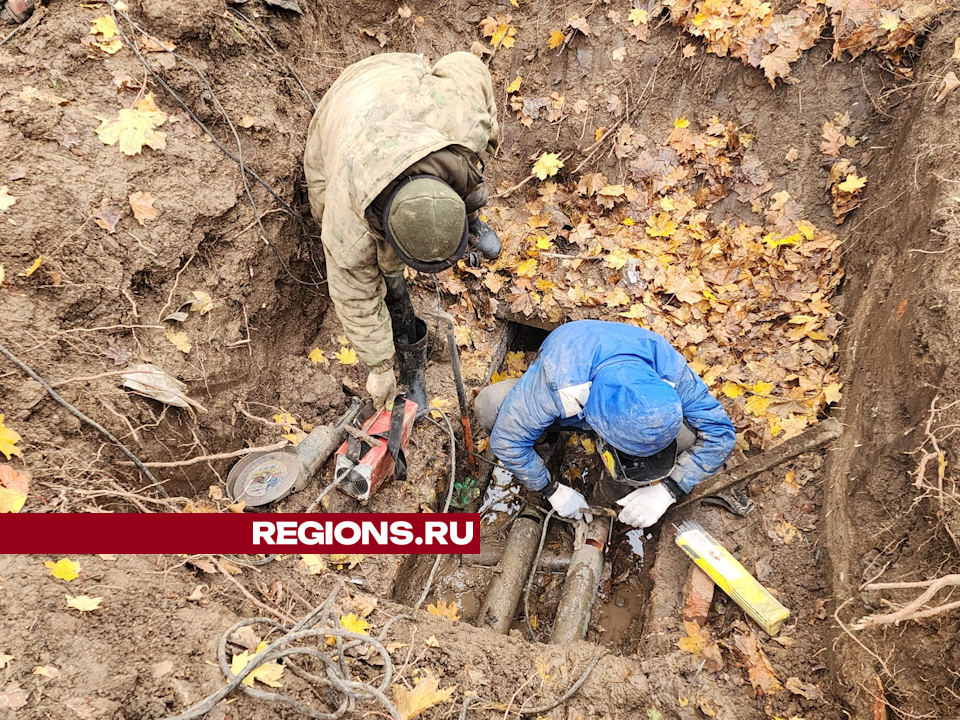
[543,482,592,523]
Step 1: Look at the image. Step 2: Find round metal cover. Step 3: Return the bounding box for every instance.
[227,448,304,507]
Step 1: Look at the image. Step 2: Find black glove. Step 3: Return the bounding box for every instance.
[467,215,501,260]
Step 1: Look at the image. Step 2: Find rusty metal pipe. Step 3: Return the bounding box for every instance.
[462,545,571,573]
[476,508,542,634]
[551,516,611,644]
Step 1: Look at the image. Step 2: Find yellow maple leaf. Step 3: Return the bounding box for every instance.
[65,595,103,612]
[532,152,563,180]
[721,381,744,398]
[823,382,843,404]
[95,101,167,156]
[604,247,629,270]
[330,553,364,568]
[308,348,328,365]
[580,436,596,455]
[506,351,528,374]
[392,673,457,720]
[677,621,709,654]
[751,381,773,395]
[879,12,900,31]
[619,304,645,321]
[427,600,461,621]
[535,234,553,250]
[90,15,119,39]
[744,395,773,416]
[45,558,80,581]
[515,258,538,277]
[300,553,327,574]
[335,346,359,365]
[762,232,800,249]
[189,289,212,315]
[646,212,678,238]
[165,328,192,354]
[597,184,625,197]
[97,39,124,55]
[548,29,566,49]
[628,8,648,25]
[231,641,284,688]
[429,397,452,419]
[0,415,22,460]
[674,117,690,129]
[837,173,867,193]
[340,613,371,635]
[18,257,42,277]
[506,75,522,94]
[595,126,606,142]
[795,221,815,240]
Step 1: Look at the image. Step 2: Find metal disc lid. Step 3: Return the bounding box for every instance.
[227,447,305,507]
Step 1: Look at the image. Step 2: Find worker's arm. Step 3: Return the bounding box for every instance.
[488,362,561,493]
[671,366,736,493]
[322,229,396,373]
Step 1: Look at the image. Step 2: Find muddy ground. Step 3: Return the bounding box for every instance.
[1,0,960,718]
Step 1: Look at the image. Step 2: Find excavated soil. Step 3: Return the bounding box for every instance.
[2,0,960,719]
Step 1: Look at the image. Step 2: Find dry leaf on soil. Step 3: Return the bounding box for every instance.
[532,152,563,180]
[95,93,167,155]
[427,600,461,620]
[0,655,12,670]
[122,363,207,413]
[129,191,157,225]
[0,416,23,460]
[0,465,29,513]
[17,256,42,278]
[731,626,781,694]
[65,595,103,612]
[165,328,192,354]
[33,665,60,679]
[189,290,213,315]
[45,558,81,581]
[392,673,457,720]
[308,348,328,365]
[93,198,122,234]
[0,186,16,212]
[334,346,358,365]
[231,641,284,688]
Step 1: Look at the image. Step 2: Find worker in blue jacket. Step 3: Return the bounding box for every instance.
[473,320,736,529]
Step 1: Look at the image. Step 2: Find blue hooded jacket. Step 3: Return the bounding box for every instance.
[489,320,736,494]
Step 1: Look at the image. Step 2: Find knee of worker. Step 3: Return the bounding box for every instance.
[473,378,520,433]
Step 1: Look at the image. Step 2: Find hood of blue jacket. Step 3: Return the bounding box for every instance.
[584,360,683,457]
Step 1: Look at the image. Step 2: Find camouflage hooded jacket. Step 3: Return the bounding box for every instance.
[304,52,499,371]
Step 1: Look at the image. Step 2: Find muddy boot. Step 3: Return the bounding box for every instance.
[395,317,428,414]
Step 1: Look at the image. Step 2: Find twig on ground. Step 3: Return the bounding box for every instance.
[156,252,195,323]
[208,555,297,625]
[117,440,288,468]
[0,340,163,494]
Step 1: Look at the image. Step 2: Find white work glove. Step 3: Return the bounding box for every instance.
[616,483,677,529]
[366,368,397,409]
[546,483,593,523]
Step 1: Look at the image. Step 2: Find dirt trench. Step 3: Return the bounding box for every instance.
[1,0,960,719]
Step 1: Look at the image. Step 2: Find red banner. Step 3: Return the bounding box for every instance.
[0,513,480,554]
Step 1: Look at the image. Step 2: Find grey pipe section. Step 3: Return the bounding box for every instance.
[476,511,542,634]
[551,516,610,644]
[463,546,571,573]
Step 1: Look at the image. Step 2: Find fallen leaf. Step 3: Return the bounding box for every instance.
[674,117,690,129]
[45,558,81,581]
[427,600,460,621]
[732,626,781,694]
[128,191,157,225]
[18,256,43,278]
[95,95,167,156]
[532,152,563,180]
[548,30,565,49]
[611,47,626,62]
[189,289,213,315]
[682,44,697,58]
[165,328,192,354]
[0,186,17,212]
[785,676,823,700]
[32,665,60,679]
[93,198,122,234]
[65,595,103,612]
[300,554,327,574]
[837,174,867,193]
[64,696,100,719]
[308,348,328,365]
[231,641,284,688]
[785,147,799,163]
[0,416,22,462]
[122,363,207,413]
[329,553,364,568]
[334,346,358,365]
[97,554,117,561]
[629,8,648,25]
[580,436,596,454]
[429,397,452,420]
[823,382,842,404]
[0,465,29,513]
[506,76,522,94]
[90,15,119,39]
[392,672,456,720]
[340,613,371,635]
[678,621,710,654]
[936,71,960,103]
[424,635,440,647]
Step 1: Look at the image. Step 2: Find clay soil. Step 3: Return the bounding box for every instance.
[2,1,960,719]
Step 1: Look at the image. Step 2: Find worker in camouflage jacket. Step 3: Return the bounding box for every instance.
[474,321,736,530]
[304,52,500,411]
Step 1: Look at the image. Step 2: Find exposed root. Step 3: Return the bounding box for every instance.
[853,574,960,630]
